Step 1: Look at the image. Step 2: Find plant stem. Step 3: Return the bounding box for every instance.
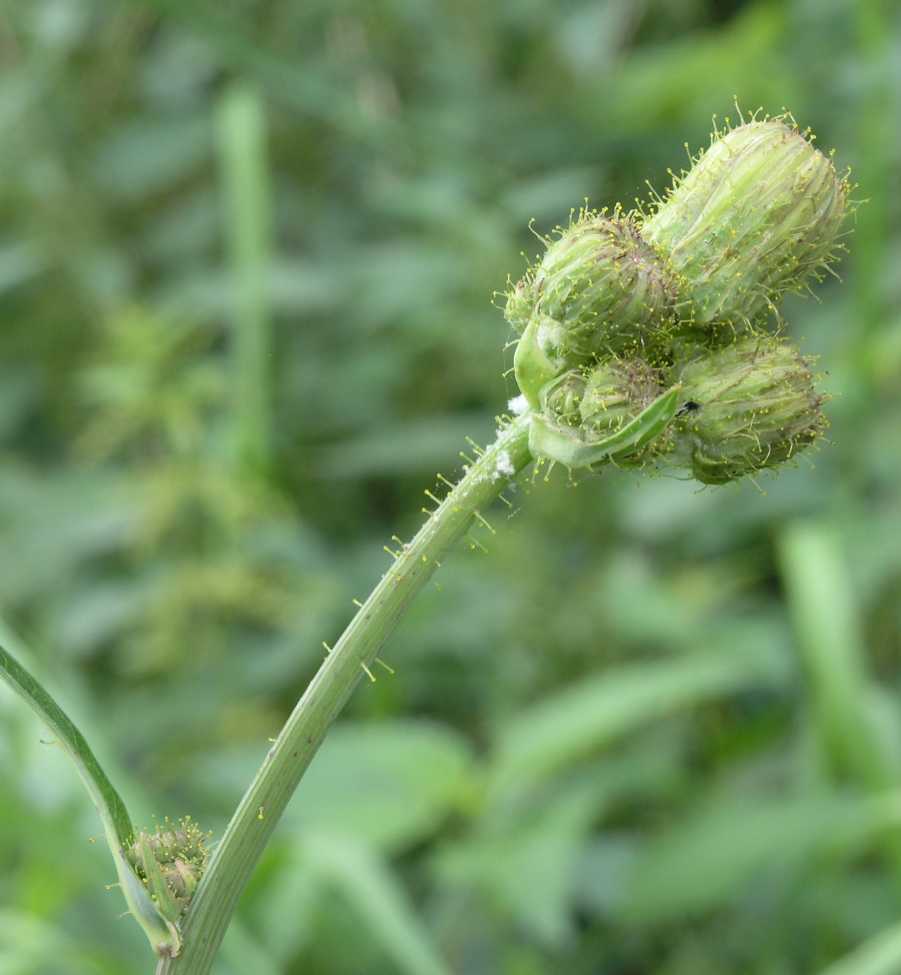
[156,413,532,974]
[219,83,272,479]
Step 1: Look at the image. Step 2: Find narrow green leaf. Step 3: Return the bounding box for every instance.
[819,919,901,975]
[220,921,284,975]
[218,82,273,478]
[778,522,898,788]
[491,643,787,798]
[305,834,452,975]
[622,792,901,924]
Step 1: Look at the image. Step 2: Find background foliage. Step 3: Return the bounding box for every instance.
[0,1,899,972]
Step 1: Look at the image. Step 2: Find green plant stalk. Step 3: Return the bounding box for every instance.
[219,83,272,478]
[156,413,533,974]
[0,645,179,956]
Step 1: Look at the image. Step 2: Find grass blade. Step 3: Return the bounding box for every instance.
[622,792,901,924]
[820,919,901,975]
[778,521,898,789]
[305,834,452,975]
[490,641,788,799]
[218,82,273,478]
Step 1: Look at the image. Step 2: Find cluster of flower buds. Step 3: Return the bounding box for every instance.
[505,113,850,484]
[127,817,210,927]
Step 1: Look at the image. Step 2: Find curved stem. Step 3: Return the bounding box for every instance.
[156,413,533,974]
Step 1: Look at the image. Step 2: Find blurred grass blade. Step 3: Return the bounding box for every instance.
[490,645,788,798]
[0,644,177,956]
[122,0,372,135]
[218,83,272,478]
[0,909,94,974]
[220,920,283,975]
[820,919,901,975]
[778,522,897,788]
[306,834,452,975]
[622,792,901,924]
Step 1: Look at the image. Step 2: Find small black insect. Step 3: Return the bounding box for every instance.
[676,400,701,417]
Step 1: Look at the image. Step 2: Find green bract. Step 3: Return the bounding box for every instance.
[667,336,826,485]
[509,213,678,406]
[128,818,210,927]
[643,117,849,330]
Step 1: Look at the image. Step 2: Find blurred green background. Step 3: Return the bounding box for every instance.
[0,1,899,973]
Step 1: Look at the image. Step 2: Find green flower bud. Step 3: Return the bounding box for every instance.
[509,211,678,406]
[128,817,210,924]
[530,358,680,470]
[579,359,665,444]
[541,368,586,427]
[643,117,849,329]
[669,336,826,485]
[503,275,535,336]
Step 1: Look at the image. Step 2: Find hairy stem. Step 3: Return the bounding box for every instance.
[156,413,532,974]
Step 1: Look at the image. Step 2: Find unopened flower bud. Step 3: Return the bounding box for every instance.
[530,358,679,470]
[669,336,826,484]
[579,359,665,444]
[643,118,849,329]
[542,368,586,427]
[504,276,535,335]
[128,817,210,924]
[509,212,678,406]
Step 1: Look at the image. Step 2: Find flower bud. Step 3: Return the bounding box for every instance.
[128,817,210,924]
[541,368,586,427]
[503,276,535,336]
[643,118,849,329]
[509,212,678,406]
[530,358,679,470]
[579,359,665,444]
[669,336,826,485]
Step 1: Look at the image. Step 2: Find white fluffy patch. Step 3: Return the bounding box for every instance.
[536,319,563,354]
[507,394,529,416]
[494,450,515,480]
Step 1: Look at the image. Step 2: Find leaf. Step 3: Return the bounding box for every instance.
[220,920,283,975]
[283,721,474,851]
[778,521,899,788]
[0,644,176,956]
[490,644,788,798]
[218,82,273,477]
[0,909,95,975]
[819,919,901,975]
[434,776,607,947]
[304,833,452,975]
[621,792,901,924]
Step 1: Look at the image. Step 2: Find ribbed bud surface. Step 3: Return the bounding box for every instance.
[510,213,678,406]
[643,119,848,329]
[533,358,668,470]
[669,336,825,484]
[578,359,663,446]
[541,369,586,427]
